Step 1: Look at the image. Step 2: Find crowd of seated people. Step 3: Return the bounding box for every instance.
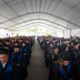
[0,36,35,80]
[38,36,80,80]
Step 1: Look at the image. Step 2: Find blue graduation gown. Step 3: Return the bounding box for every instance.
[0,62,14,80]
[10,51,24,65]
[59,64,73,80]
[21,46,27,55]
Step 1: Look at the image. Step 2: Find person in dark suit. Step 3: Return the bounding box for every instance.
[0,49,14,80]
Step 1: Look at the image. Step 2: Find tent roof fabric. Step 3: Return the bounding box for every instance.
[0,0,80,31]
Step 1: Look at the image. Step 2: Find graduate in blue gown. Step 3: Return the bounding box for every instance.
[25,40,32,64]
[21,42,28,78]
[0,49,14,80]
[59,58,73,80]
[21,42,28,65]
[11,46,26,80]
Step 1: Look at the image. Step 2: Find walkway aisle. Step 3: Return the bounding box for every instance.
[28,39,48,80]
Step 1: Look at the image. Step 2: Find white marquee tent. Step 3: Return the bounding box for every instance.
[0,0,80,38]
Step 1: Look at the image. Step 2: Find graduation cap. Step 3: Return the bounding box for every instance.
[62,45,68,50]
[53,45,59,49]
[13,45,20,48]
[74,42,79,46]
[52,45,60,52]
[62,56,70,61]
[14,41,19,44]
[0,49,8,55]
[22,41,26,44]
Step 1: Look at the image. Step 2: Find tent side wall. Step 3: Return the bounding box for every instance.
[63,30,71,38]
[71,29,80,37]
[0,29,12,38]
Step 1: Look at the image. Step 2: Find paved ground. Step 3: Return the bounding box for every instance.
[28,39,48,80]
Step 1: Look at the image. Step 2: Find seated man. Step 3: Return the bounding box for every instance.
[0,49,14,80]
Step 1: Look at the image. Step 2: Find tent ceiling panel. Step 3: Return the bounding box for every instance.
[53,2,72,18]
[13,22,63,32]
[0,0,80,31]
[11,1,27,15]
[75,4,80,13]
[4,21,16,26]
[0,15,8,22]
[31,0,37,12]
[40,0,46,12]
[47,0,63,14]
[8,20,67,31]
[24,0,33,13]
[4,0,22,4]
[0,24,9,28]
[62,0,80,7]
[0,0,6,7]
[6,13,79,30]
[65,11,80,26]
[0,5,17,19]
[12,17,24,24]
[36,0,41,12]
[67,23,80,29]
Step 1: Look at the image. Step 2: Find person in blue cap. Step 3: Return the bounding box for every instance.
[0,49,15,80]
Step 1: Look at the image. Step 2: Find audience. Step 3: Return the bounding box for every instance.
[38,36,80,80]
[0,35,80,80]
[0,36,34,80]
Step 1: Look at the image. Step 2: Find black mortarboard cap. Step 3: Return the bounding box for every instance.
[0,49,8,55]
